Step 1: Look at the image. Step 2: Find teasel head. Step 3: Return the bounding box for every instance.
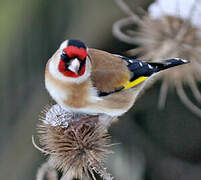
[34,104,114,179]
[113,0,201,117]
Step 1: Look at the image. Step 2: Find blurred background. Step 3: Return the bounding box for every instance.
[1,0,201,179]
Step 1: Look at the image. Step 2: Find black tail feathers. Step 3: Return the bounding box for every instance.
[149,58,190,72]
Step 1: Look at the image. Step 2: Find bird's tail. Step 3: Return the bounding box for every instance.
[149,58,190,72]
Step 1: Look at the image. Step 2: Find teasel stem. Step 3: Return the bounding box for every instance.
[88,152,114,180]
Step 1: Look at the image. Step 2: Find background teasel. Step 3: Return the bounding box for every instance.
[113,0,201,117]
[34,104,114,180]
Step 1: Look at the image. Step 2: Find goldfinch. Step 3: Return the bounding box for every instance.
[45,39,189,116]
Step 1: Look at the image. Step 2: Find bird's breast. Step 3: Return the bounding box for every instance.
[45,71,97,109]
[63,80,93,108]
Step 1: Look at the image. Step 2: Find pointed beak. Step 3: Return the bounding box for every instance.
[68,58,80,74]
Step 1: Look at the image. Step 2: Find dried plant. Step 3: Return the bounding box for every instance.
[113,0,201,117]
[34,104,114,180]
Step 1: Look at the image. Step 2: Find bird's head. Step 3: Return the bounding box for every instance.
[49,40,91,82]
[59,39,88,77]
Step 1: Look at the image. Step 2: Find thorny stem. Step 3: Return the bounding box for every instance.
[93,164,113,180]
[88,151,113,180]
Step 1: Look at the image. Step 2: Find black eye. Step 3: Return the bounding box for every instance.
[61,51,71,63]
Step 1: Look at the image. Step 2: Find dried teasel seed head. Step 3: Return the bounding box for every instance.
[36,104,114,179]
[130,16,201,84]
[113,0,201,117]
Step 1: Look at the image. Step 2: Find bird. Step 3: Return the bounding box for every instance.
[45,39,189,116]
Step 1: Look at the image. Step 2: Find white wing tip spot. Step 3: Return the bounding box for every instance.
[175,58,190,63]
[148,64,153,69]
[181,59,189,63]
[139,62,143,67]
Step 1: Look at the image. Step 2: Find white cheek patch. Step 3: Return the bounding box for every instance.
[49,55,68,82]
[59,40,68,50]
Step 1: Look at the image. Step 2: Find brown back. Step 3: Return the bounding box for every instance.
[88,48,131,93]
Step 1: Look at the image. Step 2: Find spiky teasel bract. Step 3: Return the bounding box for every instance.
[113,0,201,117]
[35,104,114,180]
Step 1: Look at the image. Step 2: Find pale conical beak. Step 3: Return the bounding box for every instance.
[68,58,80,74]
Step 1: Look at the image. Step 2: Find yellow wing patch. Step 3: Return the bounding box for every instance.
[113,73,130,89]
[123,76,148,90]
